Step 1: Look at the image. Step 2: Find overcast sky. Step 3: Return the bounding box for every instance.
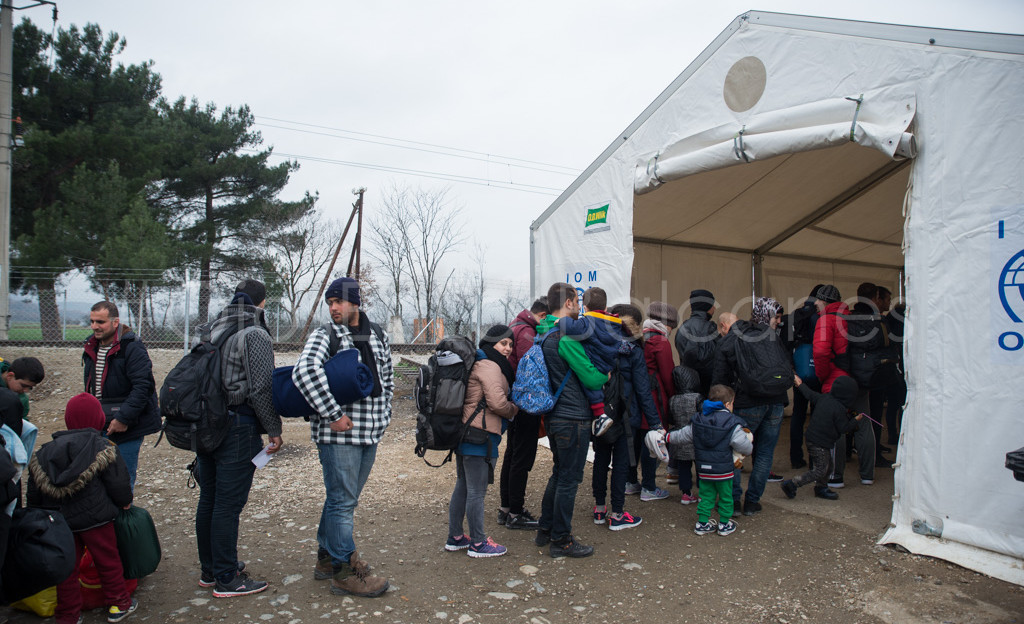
[25,1,1024,294]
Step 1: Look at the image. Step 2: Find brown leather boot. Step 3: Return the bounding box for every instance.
[314,555,332,580]
[349,551,373,575]
[331,558,389,597]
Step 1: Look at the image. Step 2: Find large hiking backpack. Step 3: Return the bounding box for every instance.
[733,330,793,398]
[414,335,485,467]
[159,320,251,454]
[510,330,572,414]
[841,313,900,389]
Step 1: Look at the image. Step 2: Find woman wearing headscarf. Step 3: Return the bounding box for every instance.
[444,325,519,558]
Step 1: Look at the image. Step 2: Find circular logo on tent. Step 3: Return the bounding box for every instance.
[999,249,1024,323]
[723,56,766,113]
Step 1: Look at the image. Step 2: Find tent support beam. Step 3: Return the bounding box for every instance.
[635,237,903,271]
[754,159,911,256]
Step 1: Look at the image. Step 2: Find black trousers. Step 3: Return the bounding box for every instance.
[499,411,541,514]
[790,375,820,465]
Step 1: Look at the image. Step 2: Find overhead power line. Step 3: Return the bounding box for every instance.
[254,149,564,196]
[255,115,581,174]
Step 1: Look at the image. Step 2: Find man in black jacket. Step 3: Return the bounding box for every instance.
[83,301,161,490]
[674,289,719,396]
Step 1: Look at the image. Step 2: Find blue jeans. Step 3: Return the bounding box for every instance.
[317,442,377,567]
[109,436,142,491]
[195,415,263,581]
[539,418,590,542]
[592,432,629,514]
[732,404,783,505]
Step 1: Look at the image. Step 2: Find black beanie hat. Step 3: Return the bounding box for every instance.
[480,324,513,349]
[690,289,715,313]
[325,277,361,306]
[233,279,266,306]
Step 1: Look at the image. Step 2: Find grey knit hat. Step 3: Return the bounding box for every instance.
[816,284,841,304]
[647,301,679,329]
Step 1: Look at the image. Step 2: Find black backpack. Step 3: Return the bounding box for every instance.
[159,320,252,454]
[413,336,486,467]
[733,330,794,398]
[1,508,76,603]
[840,313,900,389]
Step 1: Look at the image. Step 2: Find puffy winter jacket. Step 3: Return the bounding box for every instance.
[27,429,133,532]
[812,301,851,393]
[459,353,518,458]
[508,309,541,373]
[674,311,719,394]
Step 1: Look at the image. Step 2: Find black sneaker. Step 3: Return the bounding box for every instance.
[814,486,839,500]
[534,528,551,546]
[549,536,594,558]
[505,509,539,530]
[767,471,784,482]
[827,476,845,489]
[742,501,762,516]
[200,560,246,588]
[781,479,798,499]
[496,509,509,526]
[212,571,269,598]
[107,598,138,623]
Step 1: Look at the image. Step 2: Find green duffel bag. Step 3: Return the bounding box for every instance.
[114,505,161,579]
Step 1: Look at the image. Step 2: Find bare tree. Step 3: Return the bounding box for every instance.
[367,183,464,325]
[437,270,479,339]
[262,210,343,325]
[496,281,530,323]
[366,185,411,320]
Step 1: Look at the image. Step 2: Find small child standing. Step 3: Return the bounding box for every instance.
[27,393,137,624]
[780,375,862,501]
[666,385,752,536]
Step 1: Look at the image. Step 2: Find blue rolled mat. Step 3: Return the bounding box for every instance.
[273,348,374,418]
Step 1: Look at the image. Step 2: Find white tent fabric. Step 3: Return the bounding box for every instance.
[531,12,1024,584]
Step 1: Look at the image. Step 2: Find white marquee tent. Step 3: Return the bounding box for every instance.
[531,11,1024,584]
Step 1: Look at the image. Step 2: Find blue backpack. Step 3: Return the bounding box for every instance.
[511,329,572,414]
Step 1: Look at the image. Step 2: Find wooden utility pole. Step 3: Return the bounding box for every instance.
[300,188,365,337]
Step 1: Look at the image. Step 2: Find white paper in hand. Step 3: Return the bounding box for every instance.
[252,445,275,469]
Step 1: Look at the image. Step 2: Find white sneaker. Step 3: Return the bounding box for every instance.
[592,415,613,437]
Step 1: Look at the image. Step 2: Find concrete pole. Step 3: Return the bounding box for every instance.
[0,3,13,340]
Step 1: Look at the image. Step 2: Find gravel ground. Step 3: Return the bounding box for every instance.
[2,346,1022,624]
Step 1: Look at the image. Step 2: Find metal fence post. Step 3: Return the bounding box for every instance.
[183,268,190,354]
[62,288,67,341]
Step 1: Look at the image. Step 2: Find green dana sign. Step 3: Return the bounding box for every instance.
[584,202,611,234]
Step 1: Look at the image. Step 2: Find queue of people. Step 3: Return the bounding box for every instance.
[1,275,906,621]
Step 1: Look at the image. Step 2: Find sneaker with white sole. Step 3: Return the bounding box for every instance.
[212,572,269,598]
[665,472,679,485]
[827,476,845,489]
[445,534,471,551]
[624,482,642,495]
[717,519,737,536]
[593,506,607,525]
[468,537,507,558]
[767,471,784,483]
[592,414,613,437]
[107,598,138,623]
[694,520,717,536]
[608,511,642,531]
[640,487,670,501]
[680,492,698,505]
[200,560,245,588]
[861,478,874,485]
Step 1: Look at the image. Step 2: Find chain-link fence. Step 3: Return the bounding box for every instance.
[1,267,445,355]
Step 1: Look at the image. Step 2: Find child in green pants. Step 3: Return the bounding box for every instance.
[665,385,752,536]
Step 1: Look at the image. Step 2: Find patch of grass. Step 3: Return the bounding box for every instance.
[6,323,92,341]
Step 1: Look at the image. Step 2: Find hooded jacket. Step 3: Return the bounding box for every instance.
[800,376,862,449]
[509,309,541,373]
[27,429,132,531]
[82,328,162,442]
[813,301,851,393]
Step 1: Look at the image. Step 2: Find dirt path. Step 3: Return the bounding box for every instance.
[2,346,1022,624]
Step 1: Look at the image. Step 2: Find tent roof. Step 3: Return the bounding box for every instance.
[533,11,1024,270]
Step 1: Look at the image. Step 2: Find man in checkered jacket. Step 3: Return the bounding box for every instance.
[292,277,393,597]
